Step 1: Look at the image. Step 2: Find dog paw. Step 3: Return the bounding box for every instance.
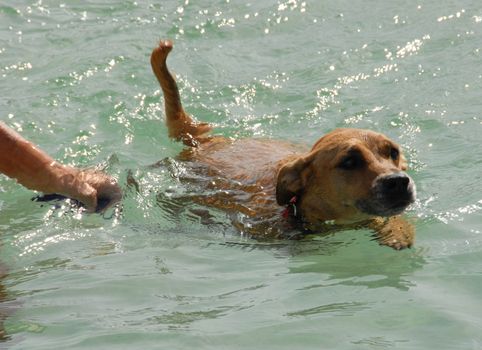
[370,216,415,250]
[383,236,412,250]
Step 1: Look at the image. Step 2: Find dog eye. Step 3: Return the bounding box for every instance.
[338,155,364,170]
[390,147,399,161]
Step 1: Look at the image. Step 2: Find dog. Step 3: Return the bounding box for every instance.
[150,40,416,250]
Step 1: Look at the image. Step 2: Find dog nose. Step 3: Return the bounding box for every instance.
[379,173,411,194]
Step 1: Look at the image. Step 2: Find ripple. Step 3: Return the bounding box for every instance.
[286,301,369,317]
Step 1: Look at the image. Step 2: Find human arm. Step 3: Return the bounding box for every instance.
[0,122,121,212]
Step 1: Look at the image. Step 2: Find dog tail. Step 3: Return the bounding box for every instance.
[151,40,212,147]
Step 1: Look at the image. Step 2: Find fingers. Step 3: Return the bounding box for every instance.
[60,169,121,213]
[94,177,122,213]
[73,181,98,212]
[81,170,123,212]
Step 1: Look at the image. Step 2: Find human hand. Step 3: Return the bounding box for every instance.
[55,167,122,213]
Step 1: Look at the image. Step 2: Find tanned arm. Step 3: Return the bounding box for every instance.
[0,122,121,212]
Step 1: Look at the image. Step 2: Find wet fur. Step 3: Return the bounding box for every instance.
[151,40,416,249]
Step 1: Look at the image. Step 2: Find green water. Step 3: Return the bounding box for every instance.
[1,0,481,349]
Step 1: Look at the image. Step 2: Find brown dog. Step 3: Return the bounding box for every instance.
[150,40,416,249]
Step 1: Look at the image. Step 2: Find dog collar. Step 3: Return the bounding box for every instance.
[282,196,298,219]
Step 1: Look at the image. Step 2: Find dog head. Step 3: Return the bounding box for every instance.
[276,128,416,224]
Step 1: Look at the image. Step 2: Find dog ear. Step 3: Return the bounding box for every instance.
[276,156,312,205]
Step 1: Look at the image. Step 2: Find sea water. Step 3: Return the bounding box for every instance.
[0,0,481,349]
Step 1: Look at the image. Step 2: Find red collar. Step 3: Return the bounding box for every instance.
[282,196,298,219]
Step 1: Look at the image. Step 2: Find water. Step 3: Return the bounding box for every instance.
[1,0,481,348]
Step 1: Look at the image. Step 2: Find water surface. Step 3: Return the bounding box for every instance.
[1,0,481,349]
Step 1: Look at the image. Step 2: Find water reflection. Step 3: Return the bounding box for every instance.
[287,238,426,291]
[219,230,426,291]
[0,255,18,342]
[0,262,9,341]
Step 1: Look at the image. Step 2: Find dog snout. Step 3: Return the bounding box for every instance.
[356,172,415,217]
[379,172,411,195]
